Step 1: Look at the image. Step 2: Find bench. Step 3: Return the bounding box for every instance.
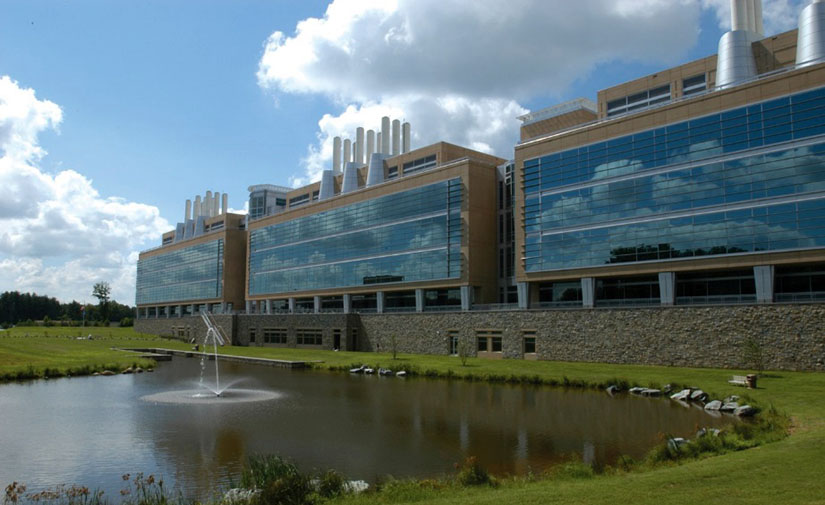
[728,375,748,387]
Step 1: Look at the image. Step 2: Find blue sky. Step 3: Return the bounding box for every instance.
[0,0,808,304]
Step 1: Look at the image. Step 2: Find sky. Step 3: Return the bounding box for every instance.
[0,0,809,305]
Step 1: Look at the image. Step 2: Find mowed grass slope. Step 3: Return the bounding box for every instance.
[1,326,824,504]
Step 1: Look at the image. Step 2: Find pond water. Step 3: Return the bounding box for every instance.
[0,358,730,499]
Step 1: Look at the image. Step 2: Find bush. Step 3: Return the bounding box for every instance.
[455,457,492,487]
[317,469,346,499]
[242,455,313,505]
[120,317,134,327]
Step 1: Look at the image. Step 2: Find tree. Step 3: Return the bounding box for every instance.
[92,282,111,323]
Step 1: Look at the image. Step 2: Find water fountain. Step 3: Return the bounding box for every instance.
[141,312,281,404]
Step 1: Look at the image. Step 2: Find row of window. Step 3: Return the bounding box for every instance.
[447,329,536,355]
[249,179,463,295]
[525,197,825,272]
[526,144,825,232]
[249,328,323,345]
[526,86,825,192]
[136,240,223,305]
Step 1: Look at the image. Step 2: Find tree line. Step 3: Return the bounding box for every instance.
[0,288,135,327]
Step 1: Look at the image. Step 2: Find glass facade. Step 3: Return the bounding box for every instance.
[524,87,825,273]
[136,239,223,304]
[248,179,463,295]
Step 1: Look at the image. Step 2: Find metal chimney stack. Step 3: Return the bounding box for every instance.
[333,136,342,173]
[185,199,192,222]
[797,0,825,67]
[222,193,228,214]
[367,130,375,158]
[343,139,351,168]
[356,127,365,165]
[402,122,411,153]
[381,116,390,154]
[391,119,401,155]
[716,0,764,89]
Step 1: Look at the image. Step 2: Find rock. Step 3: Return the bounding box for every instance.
[395,371,407,377]
[704,400,723,410]
[721,402,740,412]
[670,389,691,401]
[629,387,646,395]
[606,385,620,395]
[689,389,708,402]
[641,388,661,397]
[92,372,100,376]
[696,428,707,438]
[662,384,673,394]
[223,488,260,504]
[100,370,115,376]
[364,368,375,374]
[122,368,133,374]
[135,367,144,373]
[343,480,369,494]
[349,366,364,374]
[667,437,688,451]
[146,368,154,372]
[724,395,740,403]
[735,405,757,417]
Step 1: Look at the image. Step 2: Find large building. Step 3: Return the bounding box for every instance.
[514,2,825,310]
[136,0,825,370]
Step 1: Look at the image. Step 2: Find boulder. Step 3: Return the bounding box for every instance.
[667,437,688,451]
[704,400,723,411]
[629,387,646,395]
[689,389,708,402]
[670,389,691,401]
[735,405,757,417]
[100,370,115,376]
[724,395,740,403]
[606,385,620,395]
[721,402,740,412]
[662,384,673,394]
[122,368,133,374]
[641,388,661,397]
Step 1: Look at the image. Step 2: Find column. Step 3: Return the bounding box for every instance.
[265,299,272,315]
[245,300,251,314]
[219,302,226,314]
[189,304,196,316]
[460,286,471,311]
[165,306,170,318]
[343,294,352,314]
[754,265,775,303]
[415,289,424,313]
[313,295,321,314]
[376,291,385,314]
[517,282,530,309]
[581,278,596,308]
[177,305,183,318]
[288,297,296,314]
[658,272,676,306]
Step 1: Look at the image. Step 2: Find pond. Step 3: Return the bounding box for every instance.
[0,358,730,499]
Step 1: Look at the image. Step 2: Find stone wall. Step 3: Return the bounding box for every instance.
[135,304,825,371]
[358,305,825,371]
[135,315,236,344]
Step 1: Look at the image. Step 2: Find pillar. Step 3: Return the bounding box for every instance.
[517,282,530,309]
[189,304,196,316]
[164,306,170,318]
[377,291,385,314]
[314,295,321,314]
[288,297,296,314]
[219,302,226,314]
[264,299,271,315]
[343,294,352,314]
[658,272,676,306]
[754,265,775,303]
[460,286,471,311]
[581,278,595,308]
[245,300,251,314]
[177,305,183,318]
[415,288,424,312]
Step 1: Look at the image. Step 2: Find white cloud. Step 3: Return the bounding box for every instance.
[700,0,807,35]
[259,0,706,182]
[0,76,169,305]
[260,0,807,186]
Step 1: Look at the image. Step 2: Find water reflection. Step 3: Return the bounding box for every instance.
[0,359,730,500]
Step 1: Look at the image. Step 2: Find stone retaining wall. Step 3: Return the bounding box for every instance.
[135,315,235,343]
[136,304,825,371]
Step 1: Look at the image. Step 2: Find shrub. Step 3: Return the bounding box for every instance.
[120,317,134,327]
[317,469,345,499]
[455,457,492,487]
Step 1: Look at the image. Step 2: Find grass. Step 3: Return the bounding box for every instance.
[1,326,824,504]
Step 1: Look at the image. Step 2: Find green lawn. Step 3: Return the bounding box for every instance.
[1,326,824,504]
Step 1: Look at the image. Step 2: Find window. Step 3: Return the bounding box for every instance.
[682,74,707,96]
[476,329,503,354]
[448,330,459,355]
[296,329,323,345]
[249,329,256,344]
[523,331,537,354]
[402,154,437,175]
[288,194,310,207]
[312,190,319,201]
[387,166,398,179]
[263,328,287,344]
[607,84,671,117]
